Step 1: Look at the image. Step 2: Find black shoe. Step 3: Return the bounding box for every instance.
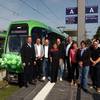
[51,80,56,83]
[19,85,23,88]
[24,84,28,88]
[29,82,36,85]
[82,88,88,93]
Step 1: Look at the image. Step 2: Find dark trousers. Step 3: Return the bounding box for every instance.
[18,72,24,87]
[90,66,96,86]
[66,56,71,80]
[51,61,59,82]
[32,65,37,80]
[95,63,100,88]
[90,63,100,88]
[24,65,33,85]
[36,59,43,78]
[71,63,79,81]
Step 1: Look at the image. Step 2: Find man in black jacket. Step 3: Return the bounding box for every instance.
[20,36,36,87]
[77,41,91,91]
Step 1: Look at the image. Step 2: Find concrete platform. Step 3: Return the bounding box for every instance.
[7,80,100,100]
[7,80,47,100]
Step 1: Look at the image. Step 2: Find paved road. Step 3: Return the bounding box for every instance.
[7,80,100,100]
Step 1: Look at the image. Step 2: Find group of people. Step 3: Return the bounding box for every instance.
[19,35,100,93]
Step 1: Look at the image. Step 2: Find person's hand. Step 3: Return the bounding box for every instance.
[37,56,42,60]
[23,63,26,66]
[34,61,36,65]
[59,58,63,65]
[50,57,52,63]
[79,61,83,68]
[92,61,96,66]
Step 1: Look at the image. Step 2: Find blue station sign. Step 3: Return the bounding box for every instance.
[66,15,98,24]
[86,6,98,14]
[66,7,77,15]
[65,16,77,24]
[66,6,98,15]
[86,15,98,23]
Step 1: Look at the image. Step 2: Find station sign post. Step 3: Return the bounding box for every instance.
[65,4,98,46]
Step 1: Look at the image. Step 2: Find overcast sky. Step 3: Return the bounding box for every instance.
[0,0,99,38]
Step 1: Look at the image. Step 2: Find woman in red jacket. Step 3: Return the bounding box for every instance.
[69,42,79,86]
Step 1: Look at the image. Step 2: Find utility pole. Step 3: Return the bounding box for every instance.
[77,0,86,46]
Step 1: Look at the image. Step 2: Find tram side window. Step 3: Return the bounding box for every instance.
[31,27,47,43]
[48,32,59,44]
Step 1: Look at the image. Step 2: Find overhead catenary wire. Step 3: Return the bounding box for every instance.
[19,0,51,20]
[0,3,19,16]
[19,0,58,26]
[0,0,60,28]
[39,0,62,24]
[0,3,27,19]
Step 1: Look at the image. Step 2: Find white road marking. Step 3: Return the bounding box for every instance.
[33,81,55,100]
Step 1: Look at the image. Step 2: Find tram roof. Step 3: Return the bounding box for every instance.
[10,20,65,37]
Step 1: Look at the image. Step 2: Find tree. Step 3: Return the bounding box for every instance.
[94,26,100,39]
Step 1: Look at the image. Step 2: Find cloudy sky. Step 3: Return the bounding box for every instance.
[0,0,99,38]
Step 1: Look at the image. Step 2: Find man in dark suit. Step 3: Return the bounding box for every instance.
[20,36,36,87]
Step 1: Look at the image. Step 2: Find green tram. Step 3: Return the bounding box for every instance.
[2,20,65,82]
[5,20,65,53]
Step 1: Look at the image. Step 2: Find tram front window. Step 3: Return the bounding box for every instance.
[8,35,27,52]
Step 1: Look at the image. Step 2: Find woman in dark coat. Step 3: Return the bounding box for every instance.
[50,43,60,83]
